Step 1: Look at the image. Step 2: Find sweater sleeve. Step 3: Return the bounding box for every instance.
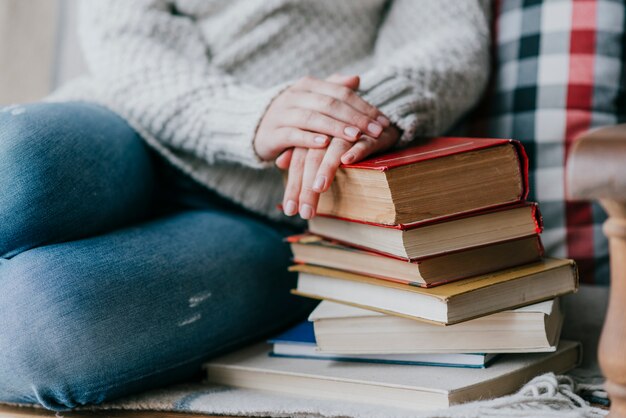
[77,0,286,168]
[357,0,491,145]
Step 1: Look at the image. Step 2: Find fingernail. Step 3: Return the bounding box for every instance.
[314,136,328,145]
[284,200,297,216]
[377,115,390,127]
[313,175,326,192]
[368,122,383,136]
[343,153,355,164]
[344,126,361,139]
[300,204,314,220]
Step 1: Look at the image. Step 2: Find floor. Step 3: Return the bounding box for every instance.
[0,404,234,418]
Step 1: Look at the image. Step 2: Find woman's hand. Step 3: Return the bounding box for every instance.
[254,76,390,161]
[278,124,401,219]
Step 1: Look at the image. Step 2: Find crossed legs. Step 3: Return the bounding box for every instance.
[0,103,307,410]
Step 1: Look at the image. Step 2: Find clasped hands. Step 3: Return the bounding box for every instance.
[254,74,400,220]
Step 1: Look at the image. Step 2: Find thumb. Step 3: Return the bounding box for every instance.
[326,74,360,90]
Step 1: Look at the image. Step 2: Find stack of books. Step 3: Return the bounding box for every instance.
[204,137,581,410]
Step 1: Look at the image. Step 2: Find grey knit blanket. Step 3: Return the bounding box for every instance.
[47,372,603,418]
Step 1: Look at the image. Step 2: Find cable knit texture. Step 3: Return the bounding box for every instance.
[49,0,491,222]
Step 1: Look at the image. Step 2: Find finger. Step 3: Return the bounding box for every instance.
[298,148,326,219]
[282,108,362,143]
[313,138,353,193]
[275,149,292,170]
[277,127,330,149]
[341,135,388,165]
[295,77,390,127]
[326,74,360,90]
[283,148,307,216]
[292,91,384,138]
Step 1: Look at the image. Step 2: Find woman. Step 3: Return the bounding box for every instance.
[0,0,490,411]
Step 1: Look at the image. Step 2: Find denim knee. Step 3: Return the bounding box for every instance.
[0,102,156,257]
[0,255,112,410]
[0,210,312,411]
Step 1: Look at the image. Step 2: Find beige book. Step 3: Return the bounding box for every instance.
[204,341,581,411]
[310,300,563,353]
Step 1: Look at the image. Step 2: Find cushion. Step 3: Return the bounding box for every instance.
[471,0,626,284]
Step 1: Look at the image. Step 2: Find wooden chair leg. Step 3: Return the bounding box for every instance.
[599,201,626,417]
[565,124,626,417]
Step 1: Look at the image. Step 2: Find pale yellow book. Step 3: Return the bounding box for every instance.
[291,258,578,325]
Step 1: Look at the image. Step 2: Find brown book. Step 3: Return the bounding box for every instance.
[308,203,542,260]
[316,137,528,225]
[290,259,578,325]
[289,234,544,287]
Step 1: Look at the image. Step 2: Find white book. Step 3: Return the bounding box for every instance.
[310,299,563,354]
[270,321,498,367]
[204,341,581,411]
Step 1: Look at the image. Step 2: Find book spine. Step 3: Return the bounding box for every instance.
[510,139,530,200]
[531,203,544,234]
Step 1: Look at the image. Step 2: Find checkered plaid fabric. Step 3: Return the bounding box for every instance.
[469,0,626,284]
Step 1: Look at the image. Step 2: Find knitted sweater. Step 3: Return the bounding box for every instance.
[50,0,491,223]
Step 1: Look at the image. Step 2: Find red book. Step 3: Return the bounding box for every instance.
[316,137,528,226]
[308,202,543,261]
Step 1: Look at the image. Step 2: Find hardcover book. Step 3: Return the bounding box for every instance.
[310,300,563,353]
[204,341,581,411]
[316,137,528,225]
[269,321,498,368]
[291,258,578,325]
[289,233,543,287]
[308,203,542,260]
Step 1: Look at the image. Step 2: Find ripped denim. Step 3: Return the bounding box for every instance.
[0,102,311,411]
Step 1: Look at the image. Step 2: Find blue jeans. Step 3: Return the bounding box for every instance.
[0,102,310,411]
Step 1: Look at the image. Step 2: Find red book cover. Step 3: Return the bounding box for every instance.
[344,136,528,187]
[344,137,512,170]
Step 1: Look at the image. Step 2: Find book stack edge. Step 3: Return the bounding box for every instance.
[204,137,581,410]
